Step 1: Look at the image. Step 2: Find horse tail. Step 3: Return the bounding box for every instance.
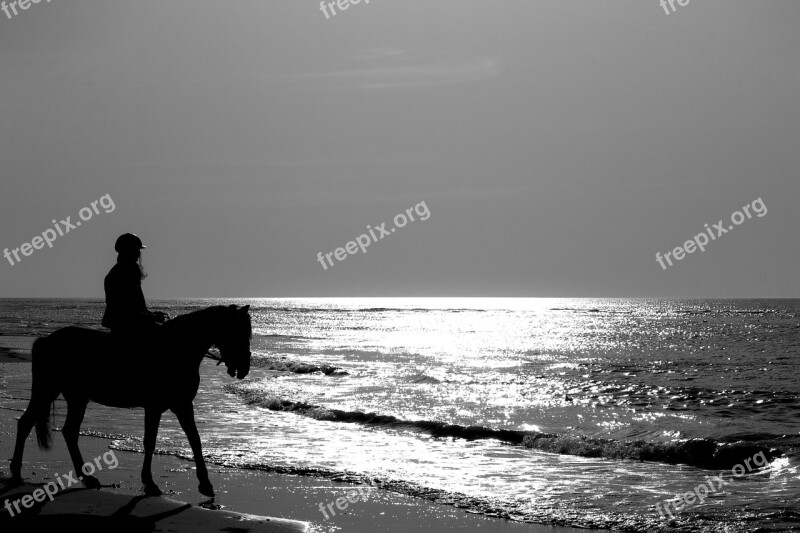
[34,404,54,450]
[31,337,56,450]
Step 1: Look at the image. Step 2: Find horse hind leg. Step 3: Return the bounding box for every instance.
[10,384,58,484]
[10,407,36,484]
[61,397,100,489]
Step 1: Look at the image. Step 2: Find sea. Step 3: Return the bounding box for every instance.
[1,298,798,531]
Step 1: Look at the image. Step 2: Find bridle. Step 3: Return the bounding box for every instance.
[204,350,224,365]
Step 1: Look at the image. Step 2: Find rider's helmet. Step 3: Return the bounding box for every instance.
[114,233,146,254]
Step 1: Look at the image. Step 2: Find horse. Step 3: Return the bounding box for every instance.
[9,304,252,498]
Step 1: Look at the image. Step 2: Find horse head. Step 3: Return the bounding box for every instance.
[215,304,252,379]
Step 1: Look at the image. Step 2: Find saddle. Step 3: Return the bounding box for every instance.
[105,322,165,356]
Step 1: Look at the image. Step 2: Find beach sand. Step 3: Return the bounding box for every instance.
[1,335,602,532]
[0,477,308,533]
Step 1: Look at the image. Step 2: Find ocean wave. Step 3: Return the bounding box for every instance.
[226,383,528,443]
[224,384,787,470]
[77,429,140,441]
[548,307,632,314]
[520,433,784,469]
[250,354,346,376]
[106,442,789,533]
[107,442,633,530]
[260,306,485,314]
[255,333,320,341]
[261,306,432,313]
[405,372,441,385]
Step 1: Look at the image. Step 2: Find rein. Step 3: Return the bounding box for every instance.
[204,351,224,365]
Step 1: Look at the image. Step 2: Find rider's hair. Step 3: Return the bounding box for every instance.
[137,256,148,280]
[118,250,147,280]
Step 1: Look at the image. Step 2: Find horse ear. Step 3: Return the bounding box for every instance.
[241,305,250,313]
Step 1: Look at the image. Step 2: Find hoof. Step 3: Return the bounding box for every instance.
[7,474,24,488]
[143,482,163,497]
[82,475,101,489]
[198,481,215,497]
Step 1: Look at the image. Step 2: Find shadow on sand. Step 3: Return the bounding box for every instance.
[0,476,192,533]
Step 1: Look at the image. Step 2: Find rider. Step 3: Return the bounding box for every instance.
[102,233,168,337]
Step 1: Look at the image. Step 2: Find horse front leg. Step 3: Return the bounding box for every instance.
[62,397,100,489]
[172,402,214,497]
[142,407,163,496]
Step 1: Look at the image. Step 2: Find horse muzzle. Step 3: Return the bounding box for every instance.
[230,361,249,379]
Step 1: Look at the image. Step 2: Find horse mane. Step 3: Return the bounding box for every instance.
[162,305,252,339]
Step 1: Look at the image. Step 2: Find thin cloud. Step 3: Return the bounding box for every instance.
[293,52,500,90]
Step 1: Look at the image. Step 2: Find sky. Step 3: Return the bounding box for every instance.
[0,0,798,298]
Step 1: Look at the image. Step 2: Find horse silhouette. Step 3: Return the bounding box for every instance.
[9,304,252,497]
